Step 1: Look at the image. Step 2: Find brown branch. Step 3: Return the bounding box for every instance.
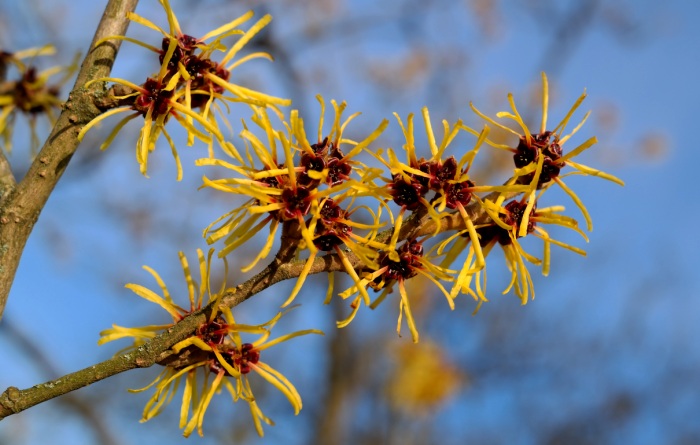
[0,0,139,322]
[0,149,15,203]
[0,254,285,419]
[0,187,512,420]
[94,83,138,110]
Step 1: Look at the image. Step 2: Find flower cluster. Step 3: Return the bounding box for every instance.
[194,73,623,342]
[470,72,623,231]
[339,237,454,343]
[99,249,322,437]
[438,73,623,310]
[78,0,290,180]
[0,45,77,154]
[90,2,624,437]
[198,98,389,307]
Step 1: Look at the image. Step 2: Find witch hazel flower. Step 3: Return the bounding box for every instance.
[470,72,624,234]
[98,249,230,431]
[77,1,290,179]
[337,238,455,343]
[449,191,588,308]
[170,306,322,437]
[0,45,78,154]
[197,105,333,273]
[99,248,320,437]
[198,99,389,307]
[370,108,528,262]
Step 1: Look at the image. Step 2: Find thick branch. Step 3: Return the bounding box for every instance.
[0,150,15,202]
[0,0,139,321]
[0,189,508,419]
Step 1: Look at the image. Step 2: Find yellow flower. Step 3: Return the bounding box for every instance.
[470,72,624,232]
[306,194,386,308]
[0,45,77,154]
[338,238,455,343]
[370,108,528,267]
[449,192,588,307]
[99,249,321,437]
[98,248,226,353]
[171,307,323,437]
[198,98,388,307]
[77,1,290,179]
[281,96,389,306]
[198,105,324,272]
[471,72,624,233]
[98,249,229,432]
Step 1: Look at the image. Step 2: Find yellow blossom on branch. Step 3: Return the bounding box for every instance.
[369,108,529,266]
[99,249,321,437]
[98,248,226,353]
[338,238,455,343]
[470,72,624,233]
[171,307,322,437]
[447,192,588,308]
[0,45,78,154]
[198,98,389,307]
[77,1,290,179]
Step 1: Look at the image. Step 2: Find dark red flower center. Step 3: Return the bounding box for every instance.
[135,78,173,117]
[197,317,228,345]
[514,132,565,187]
[280,186,312,220]
[371,240,424,289]
[390,176,426,210]
[209,343,261,375]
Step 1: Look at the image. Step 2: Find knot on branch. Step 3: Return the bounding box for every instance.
[94,84,137,111]
[134,351,156,368]
[0,386,21,417]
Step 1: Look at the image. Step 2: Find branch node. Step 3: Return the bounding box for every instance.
[135,354,155,368]
[135,359,150,367]
[0,386,21,413]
